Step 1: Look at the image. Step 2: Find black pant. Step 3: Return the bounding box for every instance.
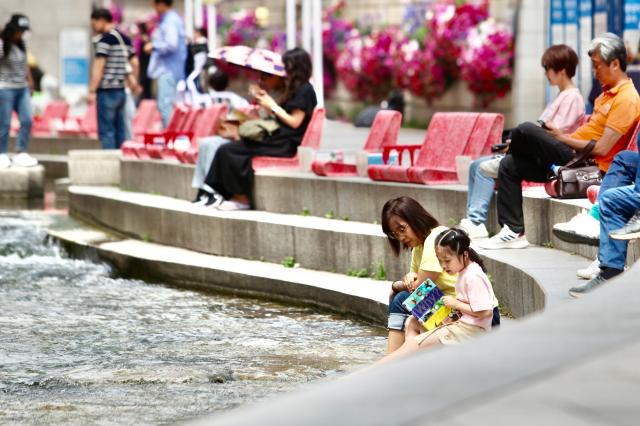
[497,122,575,233]
[203,138,297,200]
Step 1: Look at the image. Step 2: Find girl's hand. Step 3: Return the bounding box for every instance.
[403,272,418,292]
[443,296,458,309]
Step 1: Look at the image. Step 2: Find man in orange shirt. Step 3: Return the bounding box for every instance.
[481,33,640,250]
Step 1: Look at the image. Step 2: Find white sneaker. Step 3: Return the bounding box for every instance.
[479,156,503,179]
[552,210,600,246]
[478,225,529,249]
[576,258,600,280]
[215,200,250,211]
[0,153,11,169]
[11,152,38,167]
[459,218,489,239]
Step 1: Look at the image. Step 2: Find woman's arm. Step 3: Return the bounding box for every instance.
[254,90,306,128]
[393,270,439,293]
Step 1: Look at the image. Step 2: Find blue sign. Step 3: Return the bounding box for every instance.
[625,0,640,30]
[62,57,89,85]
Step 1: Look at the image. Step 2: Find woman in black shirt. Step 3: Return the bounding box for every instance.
[203,47,318,210]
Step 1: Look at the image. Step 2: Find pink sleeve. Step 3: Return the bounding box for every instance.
[547,91,585,133]
[461,273,494,313]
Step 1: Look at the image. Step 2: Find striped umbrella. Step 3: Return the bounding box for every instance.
[210,45,286,77]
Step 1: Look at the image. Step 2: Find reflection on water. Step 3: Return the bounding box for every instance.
[0,213,386,425]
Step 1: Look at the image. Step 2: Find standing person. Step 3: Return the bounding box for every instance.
[89,8,140,150]
[376,228,496,365]
[480,33,640,250]
[144,0,187,127]
[201,47,317,211]
[459,45,585,239]
[0,14,38,168]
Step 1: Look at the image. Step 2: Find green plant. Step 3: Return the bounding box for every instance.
[341,216,349,221]
[324,211,335,219]
[372,220,380,225]
[141,234,152,242]
[371,261,386,280]
[301,207,310,216]
[447,217,458,226]
[282,256,296,268]
[542,241,554,249]
[347,268,370,278]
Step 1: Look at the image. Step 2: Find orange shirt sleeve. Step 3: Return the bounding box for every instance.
[604,87,640,135]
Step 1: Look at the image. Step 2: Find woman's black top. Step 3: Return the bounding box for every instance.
[269,81,318,146]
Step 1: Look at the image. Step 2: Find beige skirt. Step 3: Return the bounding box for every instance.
[414,321,485,346]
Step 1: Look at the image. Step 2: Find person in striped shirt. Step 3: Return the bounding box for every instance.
[0,14,38,168]
[89,8,140,149]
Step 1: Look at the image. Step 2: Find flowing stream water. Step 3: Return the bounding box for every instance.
[0,212,386,425]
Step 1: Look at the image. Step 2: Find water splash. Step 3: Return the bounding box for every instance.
[0,213,385,425]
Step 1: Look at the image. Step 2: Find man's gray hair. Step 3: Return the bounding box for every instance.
[588,32,628,71]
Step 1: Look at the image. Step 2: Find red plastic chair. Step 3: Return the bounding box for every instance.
[58,103,98,138]
[32,101,70,137]
[368,112,482,183]
[123,104,190,159]
[252,107,326,170]
[122,100,162,157]
[407,112,503,185]
[145,105,193,159]
[311,110,402,177]
[176,104,228,164]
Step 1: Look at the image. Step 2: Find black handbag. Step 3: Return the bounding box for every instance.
[544,140,603,199]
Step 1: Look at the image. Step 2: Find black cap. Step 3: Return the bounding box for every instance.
[8,14,30,31]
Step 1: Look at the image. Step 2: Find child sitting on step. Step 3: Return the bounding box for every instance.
[377,228,496,364]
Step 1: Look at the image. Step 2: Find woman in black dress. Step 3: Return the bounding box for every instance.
[203,47,317,210]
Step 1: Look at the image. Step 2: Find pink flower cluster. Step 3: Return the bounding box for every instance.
[460,20,514,106]
[225,11,263,47]
[415,1,488,101]
[336,27,407,101]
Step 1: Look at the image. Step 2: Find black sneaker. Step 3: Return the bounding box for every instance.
[569,274,608,298]
[192,188,208,203]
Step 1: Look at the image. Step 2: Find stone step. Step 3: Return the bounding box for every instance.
[0,165,44,198]
[10,135,100,155]
[120,159,639,264]
[47,227,390,325]
[68,185,595,318]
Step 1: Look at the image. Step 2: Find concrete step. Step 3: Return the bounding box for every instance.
[119,159,640,264]
[10,135,100,155]
[47,227,390,325]
[68,185,596,318]
[0,165,44,199]
[33,154,68,181]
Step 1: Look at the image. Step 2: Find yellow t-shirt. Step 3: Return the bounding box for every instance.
[570,79,640,171]
[410,225,457,297]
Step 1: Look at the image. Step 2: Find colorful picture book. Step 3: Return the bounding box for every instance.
[401,279,453,331]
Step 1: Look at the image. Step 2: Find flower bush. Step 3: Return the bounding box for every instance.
[336,27,407,102]
[322,3,354,96]
[460,19,514,106]
[207,0,513,106]
[225,10,264,46]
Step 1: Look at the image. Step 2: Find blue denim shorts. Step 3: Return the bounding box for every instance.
[387,290,410,330]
